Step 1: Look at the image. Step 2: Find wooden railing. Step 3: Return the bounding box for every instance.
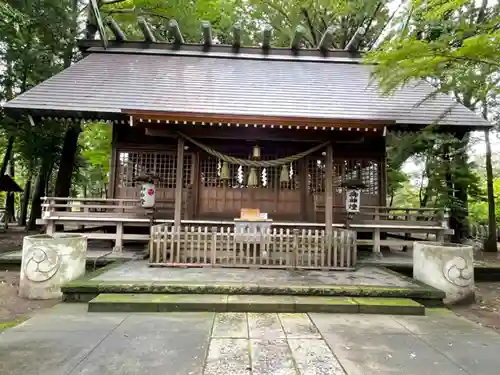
[37,197,450,255]
[314,203,446,223]
[40,194,191,219]
[150,224,357,270]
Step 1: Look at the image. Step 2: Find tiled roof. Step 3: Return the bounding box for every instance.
[3,48,490,128]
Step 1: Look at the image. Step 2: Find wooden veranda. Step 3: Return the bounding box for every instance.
[5,16,490,270]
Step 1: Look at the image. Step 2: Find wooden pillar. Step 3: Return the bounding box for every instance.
[299,158,308,221]
[191,151,200,219]
[174,137,185,229]
[325,143,333,234]
[379,136,387,206]
[108,124,118,198]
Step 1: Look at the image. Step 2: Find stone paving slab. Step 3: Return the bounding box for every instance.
[322,331,465,375]
[416,333,500,375]
[2,304,500,375]
[212,313,248,338]
[0,330,110,375]
[69,313,213,375]
[92,260,419,287]
[250,339,296,375]
[248,313,285,339]
[393,308,500,336]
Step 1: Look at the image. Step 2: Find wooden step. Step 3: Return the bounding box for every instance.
[88,294,425,315]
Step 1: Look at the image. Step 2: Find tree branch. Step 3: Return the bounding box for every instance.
[262,0,293,26]
[301,7,318,46]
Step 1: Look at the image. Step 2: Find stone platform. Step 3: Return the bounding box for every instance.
[62,260,445,306]
[2,304,500,375]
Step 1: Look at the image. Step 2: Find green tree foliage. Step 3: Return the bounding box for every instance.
[73,122,113,198]
[367,0,499,242]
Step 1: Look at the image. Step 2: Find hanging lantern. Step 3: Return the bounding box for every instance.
[220,161,230,180]
[280,164,290,184]
[252,145,261,159]
[247,167,258,187]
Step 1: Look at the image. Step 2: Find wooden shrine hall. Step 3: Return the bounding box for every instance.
[2,17,491,270]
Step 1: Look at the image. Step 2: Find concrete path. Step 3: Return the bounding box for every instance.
[1,305,499,375]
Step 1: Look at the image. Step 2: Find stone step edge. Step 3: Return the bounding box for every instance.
[88,294,425,315]
[62,281,445,301]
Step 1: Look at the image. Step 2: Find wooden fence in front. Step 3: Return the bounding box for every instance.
[149,224,357,270]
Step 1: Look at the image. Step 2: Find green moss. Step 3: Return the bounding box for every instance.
[354,297,425,315]
[295,296,357,305]
[426,307,454,315]
[62,280,101,294]
[88,293,228,313]
[98,281,154,293]
[354,297,422,307]
[0,318,27,332]
[227,295,295,313]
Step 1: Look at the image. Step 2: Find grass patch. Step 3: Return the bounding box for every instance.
[0,317,27,333]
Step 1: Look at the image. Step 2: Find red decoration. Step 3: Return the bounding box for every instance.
[147,188,154,196]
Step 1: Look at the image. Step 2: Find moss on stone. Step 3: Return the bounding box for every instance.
[226,295,295,313]
[426,307,454,315]
[98,281,154,294]
[61,280,100,294]
[0,318,27,332]
[88,293,228,313]
[294,296,360,313]
[354,297,425,315]
[354,297,422,306]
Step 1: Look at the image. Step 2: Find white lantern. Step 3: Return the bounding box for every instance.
[140,182,156,208]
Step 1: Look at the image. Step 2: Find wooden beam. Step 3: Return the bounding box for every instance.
[144,126,367,143]
[291,25,306,50]
[262,25,272,50]
[318,26,335,51]
[168,19,184,45]
[126,109,392,129]
[232,24,241,48]
[79,39,363,59]
[138,17,156,42]
[174,137,185,229]
[105,17,126,42]
[345,26,365,52]
[201,21,212,46]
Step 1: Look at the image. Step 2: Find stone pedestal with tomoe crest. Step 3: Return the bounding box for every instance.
[19,234,87,299]
[413,242,474,305]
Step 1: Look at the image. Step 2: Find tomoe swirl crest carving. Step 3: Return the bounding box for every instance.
[442,256,473,287]
[23,245,61,283]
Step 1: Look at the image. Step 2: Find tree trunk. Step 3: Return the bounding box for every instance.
[54,123,82,198]
[484,128,497,252]
[18,169,33,226]
[452,132,470,242]
[27,160,50,231]
[5,160,16,222]
[0,136,14,176]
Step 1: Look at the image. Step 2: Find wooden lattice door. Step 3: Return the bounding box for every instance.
[197,154,301,220]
